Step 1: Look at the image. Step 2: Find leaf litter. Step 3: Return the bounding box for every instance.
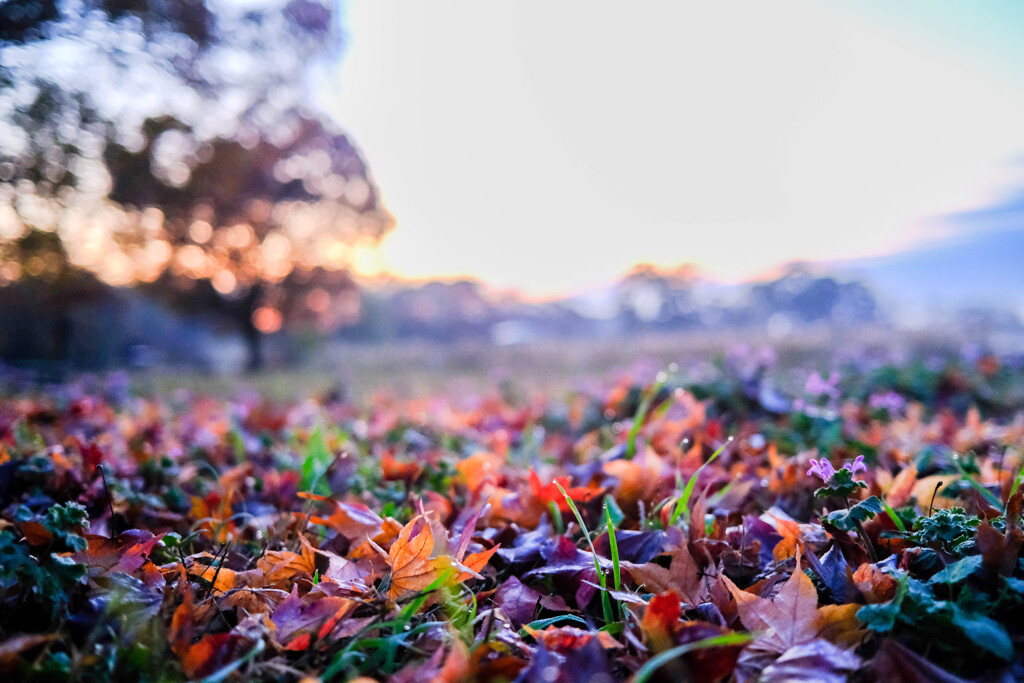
[0,351,1022,681]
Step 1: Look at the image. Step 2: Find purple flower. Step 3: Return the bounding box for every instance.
[807,455,866,483]
[869,391,905,414]
[805,371,840,398]
[807,458,837,482]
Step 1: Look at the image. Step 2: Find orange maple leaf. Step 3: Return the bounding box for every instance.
[455,545,500,583]
[381,452,422,482]
[256,537,317,587]
[384,515,452,599]
[769,514,805,561]
[528,470,601,511]
[884,464,918,508]
[180,633,252,679]
[456,451,504,493]
[190,491,235,543]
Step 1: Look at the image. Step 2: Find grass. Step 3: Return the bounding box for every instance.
[555,481,615,625]
[137,324,981,402]
[631,632,755,683]
[670,436,733,526]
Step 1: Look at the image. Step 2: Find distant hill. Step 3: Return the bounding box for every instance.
[834,198,1024,318]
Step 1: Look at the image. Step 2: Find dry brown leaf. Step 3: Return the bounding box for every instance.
[723,557,862,653]
[625,545,709,607]
[885,464,918,508]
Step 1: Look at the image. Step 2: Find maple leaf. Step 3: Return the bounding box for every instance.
[456,451,504,493]
[171,554,237,594]
[624,545,711,607]
[524,625,621,651]
[722,558,862,653]
[298,492,385,540]
[456,545,500,583]
[528,470,601,511]
[71,529,166,586]
[382,514,452,599]
[180,633,253,679]
[602,451,663,510]
[381,452,423,482]
[270,585,354,650]
[492,576,542,626]
[769,514,805,561]
[256,537,317,587]
[852,562,897,604]
[190,492,235,543]
[884,464,918,508]
[641,591,682,652]
[349,516,405,561]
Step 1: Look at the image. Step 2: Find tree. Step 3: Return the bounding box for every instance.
[0,0,392,369]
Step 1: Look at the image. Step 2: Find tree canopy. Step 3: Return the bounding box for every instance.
[0,0,393,367]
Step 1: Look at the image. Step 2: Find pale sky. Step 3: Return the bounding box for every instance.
[318,0,1024,297]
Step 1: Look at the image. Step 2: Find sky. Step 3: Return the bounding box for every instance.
[319,0,1024,297]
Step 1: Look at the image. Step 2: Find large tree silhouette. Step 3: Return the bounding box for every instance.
[0,0,392,369]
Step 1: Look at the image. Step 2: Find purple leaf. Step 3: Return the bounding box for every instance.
[492,576,540,627]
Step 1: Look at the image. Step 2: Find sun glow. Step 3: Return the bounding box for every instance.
[324,0,1024,296]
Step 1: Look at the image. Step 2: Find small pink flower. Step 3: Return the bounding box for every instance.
[807,458,837,482]
[807,455,866,483]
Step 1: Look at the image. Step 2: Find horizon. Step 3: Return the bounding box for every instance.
[322,1,1024,298]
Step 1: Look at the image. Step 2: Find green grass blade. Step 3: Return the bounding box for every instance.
[605,503,621,592]
[1008,467,1024,502]
[953,457,1004,509]
[555,481,615,624]
[606,501,627,621]
[520,614,590,635]
[670,436,733,526]
[626,376,668,459]
[632,632,755,683]
[881,500,906,532]
[548,500,564,534]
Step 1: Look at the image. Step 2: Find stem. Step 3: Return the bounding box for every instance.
[854,517,878,563]
[844,496,877,563]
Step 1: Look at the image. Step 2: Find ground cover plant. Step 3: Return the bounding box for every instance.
[0,348,1022,681]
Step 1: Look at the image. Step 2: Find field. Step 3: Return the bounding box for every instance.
[0,338,1022,681]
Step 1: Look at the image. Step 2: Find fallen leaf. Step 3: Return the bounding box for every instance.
[298,492,385,540]
[385,514,452,599]
[885,464,918,508]
[770,514,805,561]
[723,556,862,653]
[492,576,541,626]
[0,634,57,675]
[456,451,504,493]
[625,545,709,607]
[641,591,681,652]
[180,633,252,679]
[381,452,422,482]
[853,563,897,604]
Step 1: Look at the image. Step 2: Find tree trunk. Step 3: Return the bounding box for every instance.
[237,284,264,372]
[242,316,264,372]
